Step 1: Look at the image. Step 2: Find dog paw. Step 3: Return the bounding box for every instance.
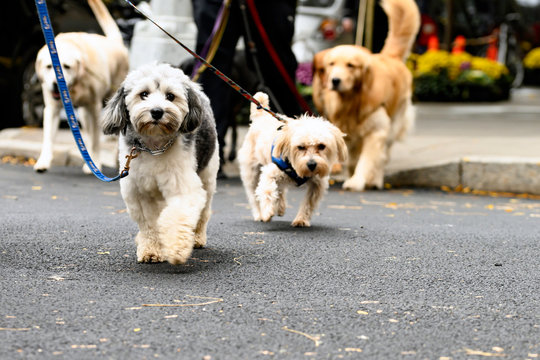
[194,233,206,249]
[34,159,51,173]
[163,243,193,265]
[259,211,274,222]
[137,252,163,263]
[292,217,311,227]
[137,245,163,263]
[343,177,366,192]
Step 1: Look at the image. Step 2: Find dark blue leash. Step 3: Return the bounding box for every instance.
[34,0,133,182]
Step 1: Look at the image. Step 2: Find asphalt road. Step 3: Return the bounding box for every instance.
[1,163,539,359]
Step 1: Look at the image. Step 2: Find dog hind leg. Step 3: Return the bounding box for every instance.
[193,158,219,249]
[239,162,263,221]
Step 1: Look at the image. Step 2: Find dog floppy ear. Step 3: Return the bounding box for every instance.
[35,48,47,82]
[103,86,128,135]
[272,125,291,160]
[182,86,202,133]
[312,48,330,85]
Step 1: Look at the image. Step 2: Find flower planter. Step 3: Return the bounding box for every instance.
[524,68,540,86]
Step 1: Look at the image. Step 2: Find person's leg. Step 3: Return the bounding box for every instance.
[192,0,243,175]
[249,0,302,116]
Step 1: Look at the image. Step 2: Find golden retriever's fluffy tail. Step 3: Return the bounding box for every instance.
[380,0,421,61]
[87,0,124,44]
[251,92,270,115]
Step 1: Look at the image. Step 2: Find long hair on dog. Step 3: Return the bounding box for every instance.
[312,0,420,192]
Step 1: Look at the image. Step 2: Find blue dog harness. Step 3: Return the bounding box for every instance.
[271,144,309,186]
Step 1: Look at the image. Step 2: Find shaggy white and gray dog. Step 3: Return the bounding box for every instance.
[238,92,347,227]
[102,63,219,265]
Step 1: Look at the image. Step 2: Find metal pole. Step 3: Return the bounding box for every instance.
[356,0,368,46]
[444,0,454,51]
[365,0,374,50]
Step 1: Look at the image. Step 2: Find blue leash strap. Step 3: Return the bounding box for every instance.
[34,0,129,182]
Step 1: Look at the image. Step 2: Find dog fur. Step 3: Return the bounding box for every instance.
[102,63,219,265]
[238,92,347,227]
[312,0,420,191]
[34,0,129,173]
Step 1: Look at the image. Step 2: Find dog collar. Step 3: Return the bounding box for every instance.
[271,143,309,186]
[133,136,177,156]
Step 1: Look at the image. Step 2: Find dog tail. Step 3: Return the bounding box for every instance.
[380,0,420,61]
[251,92,270,115]
[87,0,124,44]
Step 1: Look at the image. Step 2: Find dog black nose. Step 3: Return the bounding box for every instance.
[331,78,341,88]
[307,160,317,171]
[150,108,164,120]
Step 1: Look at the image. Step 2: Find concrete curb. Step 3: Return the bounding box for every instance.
[385,156,540,194]
[0,127,118,168]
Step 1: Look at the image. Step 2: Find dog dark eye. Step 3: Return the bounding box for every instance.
[318,144,326,150]
[347,63,354,68]
[297,145,306,151]
[63,64,71,70]
[140,91,149,99]
[46,64,53,69]
[329,61,335,66]
[166,93,175,101]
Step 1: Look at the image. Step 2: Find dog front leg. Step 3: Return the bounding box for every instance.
[34,105,61,172]
[255,164,284,222]
[343,130,388,191]
[78,105,102,173]
[158,189,207,265]
[292,176,328,227]
[343,109,390,191]
[122,189,163,263]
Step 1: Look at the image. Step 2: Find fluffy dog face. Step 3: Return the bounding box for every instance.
[321,45,371,93]
[273,115,347,179]
[103,63,201,138]
[36,43,82,101]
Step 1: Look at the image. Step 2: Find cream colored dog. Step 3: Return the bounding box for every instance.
[238,92,347,227]
[34,0,129,173]
[312,0,420,191]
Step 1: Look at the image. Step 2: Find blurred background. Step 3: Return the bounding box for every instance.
[2,0,540,130]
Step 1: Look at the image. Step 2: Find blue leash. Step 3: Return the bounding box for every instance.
[34,0,132,182]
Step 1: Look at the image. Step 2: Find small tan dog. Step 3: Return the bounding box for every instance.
[312,0,420,191]
[34,0,129,173]
[238,92,347,227]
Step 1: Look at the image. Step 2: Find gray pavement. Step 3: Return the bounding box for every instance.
[2,87,540,194]
[1,163,540,359]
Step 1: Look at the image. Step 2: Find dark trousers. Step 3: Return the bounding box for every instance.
[191,0,301,164]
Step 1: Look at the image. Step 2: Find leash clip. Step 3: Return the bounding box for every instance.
[120,147,139,178]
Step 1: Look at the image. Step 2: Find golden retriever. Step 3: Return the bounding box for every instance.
[312,0,420,191]
[34,0,129,173]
